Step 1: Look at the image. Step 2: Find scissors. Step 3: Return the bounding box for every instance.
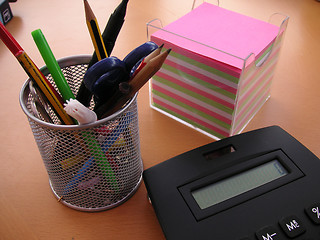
[83,41,159,106]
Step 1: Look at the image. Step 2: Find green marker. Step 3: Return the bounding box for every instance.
[82,131,118,191]
[31,29,75,101]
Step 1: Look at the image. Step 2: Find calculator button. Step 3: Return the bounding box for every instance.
[256,226,282,240]
[279,215,306,238]
[305,203,320,224]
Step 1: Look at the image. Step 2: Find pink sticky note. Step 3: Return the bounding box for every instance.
[152,3,279,69]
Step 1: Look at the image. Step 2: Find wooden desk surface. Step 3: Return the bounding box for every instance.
[1,0,319,239]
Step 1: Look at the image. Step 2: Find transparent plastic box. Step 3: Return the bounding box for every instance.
[148,0,289,139]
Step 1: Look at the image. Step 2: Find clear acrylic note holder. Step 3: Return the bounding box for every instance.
[147,0,289,140]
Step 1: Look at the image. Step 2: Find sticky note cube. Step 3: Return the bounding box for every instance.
[149,3,287,139]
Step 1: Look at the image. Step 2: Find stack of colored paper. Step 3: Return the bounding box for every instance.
[149,3,287,139]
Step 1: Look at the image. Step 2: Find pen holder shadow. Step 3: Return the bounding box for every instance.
[19,55,143,212]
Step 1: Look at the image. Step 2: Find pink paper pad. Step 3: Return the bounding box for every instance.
[152,3,279,69]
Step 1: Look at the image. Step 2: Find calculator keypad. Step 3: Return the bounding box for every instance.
[239,203,320,239]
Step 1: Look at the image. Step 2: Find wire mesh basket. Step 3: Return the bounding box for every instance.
[19,55,143,212]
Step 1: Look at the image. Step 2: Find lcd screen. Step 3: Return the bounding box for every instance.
[191,160,288,209]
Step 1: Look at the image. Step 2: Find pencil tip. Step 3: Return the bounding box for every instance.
[167,48,172,54]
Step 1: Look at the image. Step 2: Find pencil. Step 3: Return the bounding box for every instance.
[76,0,129,107]
[129,44,163,80]
[84,0,108,61]
[0,22,74,125]
[127,49,171,96]
[96,48,171,119]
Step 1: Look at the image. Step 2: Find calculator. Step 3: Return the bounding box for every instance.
[143,126,320,239]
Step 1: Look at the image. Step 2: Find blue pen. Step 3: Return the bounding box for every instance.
[101,114,133,151]
[62,112,133,196]
[62,156,94,196]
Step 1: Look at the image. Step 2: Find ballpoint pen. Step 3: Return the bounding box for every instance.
[64,98,97,125]
[62,112,133,195]
[29,81,54,123]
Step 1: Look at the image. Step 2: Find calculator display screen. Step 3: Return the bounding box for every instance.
[191,160,288,209]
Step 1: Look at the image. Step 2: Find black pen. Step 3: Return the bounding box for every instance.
[102,0,129,55]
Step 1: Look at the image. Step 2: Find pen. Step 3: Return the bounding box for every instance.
[31,29,75,102]
[63,129,119,193]
[29,81,54,123]
[76,0,129,107]
[84,0,108,61]
[100,0,129,57]
[63,156,94,195]
[64,98,97,125]
[0,22,74,125]
[95,48,171,119]
[63,111,133,195]
[81,131,118,190]
[31,28,119,190]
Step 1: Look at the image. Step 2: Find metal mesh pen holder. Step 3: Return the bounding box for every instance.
[19,55,143,212]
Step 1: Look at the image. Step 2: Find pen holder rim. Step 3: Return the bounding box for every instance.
[19,55,138,130]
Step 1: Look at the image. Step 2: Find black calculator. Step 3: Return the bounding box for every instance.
[143,126,320,239]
